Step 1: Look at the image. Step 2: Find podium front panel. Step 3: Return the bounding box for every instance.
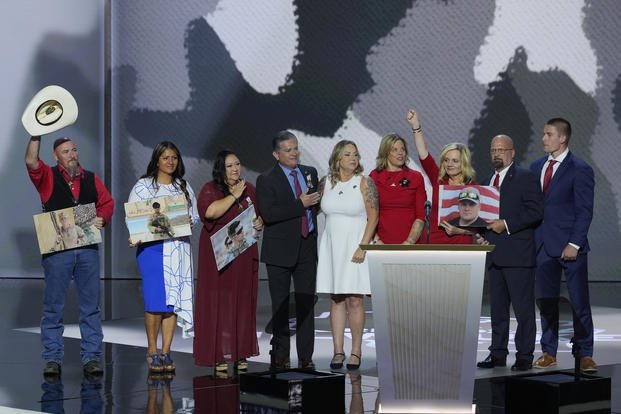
[366,248,487,413]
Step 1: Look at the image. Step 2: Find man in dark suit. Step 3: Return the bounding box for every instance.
[530,118,597,373]
[477,134,543,371]
[256,130,321,370]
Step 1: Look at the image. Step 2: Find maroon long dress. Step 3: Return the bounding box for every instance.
[193,181,259,366]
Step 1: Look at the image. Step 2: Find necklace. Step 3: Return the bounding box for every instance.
[385,169,398,185]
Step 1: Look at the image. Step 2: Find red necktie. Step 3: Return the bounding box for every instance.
[290,171,309,237]
[542,160,557,194]
[493,173,500,188]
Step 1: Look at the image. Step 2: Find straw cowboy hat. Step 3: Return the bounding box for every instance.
[21,85,78,136]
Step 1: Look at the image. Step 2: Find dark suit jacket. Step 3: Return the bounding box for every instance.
[485,164,543,267]
[530,151,594,257]
[256,163,319,267]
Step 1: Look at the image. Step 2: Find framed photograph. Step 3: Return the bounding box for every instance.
[124,194,192,244]
[33,203,102,254]
[211,206,258,271]
[438,185,500,228]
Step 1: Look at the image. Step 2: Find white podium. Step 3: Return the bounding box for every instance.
[361,244,493,414]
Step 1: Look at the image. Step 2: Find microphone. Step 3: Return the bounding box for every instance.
[424,200,432,216]
[424,200,432,244]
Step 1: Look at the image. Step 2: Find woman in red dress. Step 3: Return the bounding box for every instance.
[369,133,427,244]
[407,109,477,243]
[194,150,263,373]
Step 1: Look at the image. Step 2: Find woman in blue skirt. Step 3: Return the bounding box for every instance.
[127,141,199,372]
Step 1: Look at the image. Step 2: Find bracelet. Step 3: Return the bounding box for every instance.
[411,126,423,133]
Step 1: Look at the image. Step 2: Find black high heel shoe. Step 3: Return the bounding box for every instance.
[346,354,361,370]
[330,353,346,369]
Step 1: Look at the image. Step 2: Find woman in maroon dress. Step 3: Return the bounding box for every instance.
[406,109,477,243]
[194,150,263,373]
[369,133,427,244]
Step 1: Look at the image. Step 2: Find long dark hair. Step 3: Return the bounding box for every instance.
[141,141,191,207]
[212,149,237,195]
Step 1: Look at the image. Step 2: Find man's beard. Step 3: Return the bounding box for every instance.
[66,162,79,178]
[492,158,504,170]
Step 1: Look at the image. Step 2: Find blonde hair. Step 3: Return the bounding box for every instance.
[437,143,475,184]
[375,133,409,171]
[328,140,363,187]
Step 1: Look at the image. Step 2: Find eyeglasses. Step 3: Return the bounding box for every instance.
[458,191,479,200]
[490,148,513,154]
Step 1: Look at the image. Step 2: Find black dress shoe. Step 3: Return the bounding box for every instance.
[511,359,532,371]
[477,354,506,369]
[298,359,315,370]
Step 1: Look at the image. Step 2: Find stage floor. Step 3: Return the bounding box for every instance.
[0,278,619,413]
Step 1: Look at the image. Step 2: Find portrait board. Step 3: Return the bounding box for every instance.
[211,206,258,271]
[438,185,500,228]
[33,203,102,254]
[124,195,191,244]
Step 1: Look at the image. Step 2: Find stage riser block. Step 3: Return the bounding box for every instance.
[506,373,611,414]
[240,369,345,413]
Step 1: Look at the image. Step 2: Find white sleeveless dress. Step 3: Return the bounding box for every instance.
[316,174,371,294]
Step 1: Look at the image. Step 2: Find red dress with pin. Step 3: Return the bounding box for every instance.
[369,167,427,244]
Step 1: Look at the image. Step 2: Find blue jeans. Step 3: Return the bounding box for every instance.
[41,377,103,414]
[41,246,103,365]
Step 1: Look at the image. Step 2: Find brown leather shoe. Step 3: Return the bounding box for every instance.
[269,357,290,371]
[580,356,598,373]
[533,353,557,369]
[298,359,315,370]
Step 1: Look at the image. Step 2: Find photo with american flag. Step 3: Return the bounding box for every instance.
[438,185,500,228]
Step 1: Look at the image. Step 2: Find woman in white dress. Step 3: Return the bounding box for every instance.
[317,140,378,370]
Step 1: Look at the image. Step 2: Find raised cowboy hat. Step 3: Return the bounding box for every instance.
[21,85,78,136]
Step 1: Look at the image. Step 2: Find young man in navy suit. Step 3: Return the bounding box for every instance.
[256,130,321,371]
[530,118,597,373]
[476,135,543,371]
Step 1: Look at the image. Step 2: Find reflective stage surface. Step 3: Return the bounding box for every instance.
[0,279,619,413]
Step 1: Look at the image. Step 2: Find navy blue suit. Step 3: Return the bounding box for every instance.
[485,164,543,362]
[530,151,595,357]
[256,163,319,363]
